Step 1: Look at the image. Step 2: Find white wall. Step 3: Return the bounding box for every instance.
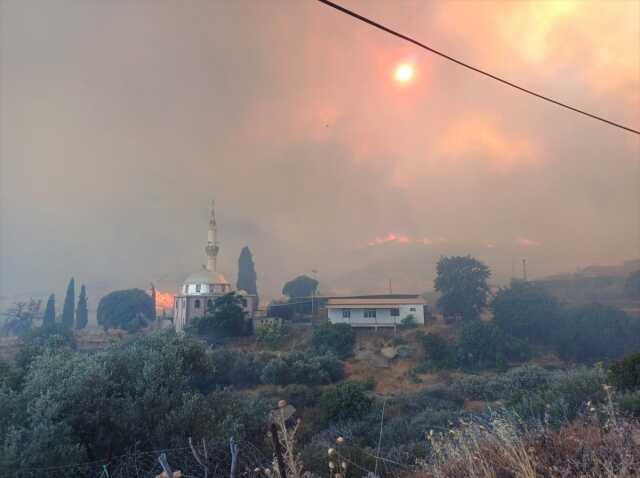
[328,304,424,327]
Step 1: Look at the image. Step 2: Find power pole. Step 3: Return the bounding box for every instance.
[522,259,528,281]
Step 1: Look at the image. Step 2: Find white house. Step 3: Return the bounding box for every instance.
[327,294,426,328]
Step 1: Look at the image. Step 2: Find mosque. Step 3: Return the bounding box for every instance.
[173,201,256,332]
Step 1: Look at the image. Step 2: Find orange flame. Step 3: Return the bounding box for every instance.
[154,291,175,311]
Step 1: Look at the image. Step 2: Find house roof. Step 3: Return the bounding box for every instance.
[327,296,426,308]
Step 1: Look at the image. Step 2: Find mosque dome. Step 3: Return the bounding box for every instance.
[184,269,230,286]
[181,269,231,296]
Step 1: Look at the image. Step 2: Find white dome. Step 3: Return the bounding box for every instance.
[184,270,230,286]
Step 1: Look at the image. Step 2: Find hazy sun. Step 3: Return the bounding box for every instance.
[394,63,415,83]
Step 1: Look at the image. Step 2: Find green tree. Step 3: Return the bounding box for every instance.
[434,255,491,320]
[282,274,318,299]
[624,270,640,298]
[237,246,258,298]
[418,332,455,369]
[189,292,247,340]
[97,289,153,332]
[492,279,560,343]
[75,285,88,330]
[61,278,75,329]
[42,294,56,326]
[310,322,355,359]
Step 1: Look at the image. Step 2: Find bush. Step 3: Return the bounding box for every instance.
[310,323,355,359]
[419,332,456,369]
[401,314,417,328]
[319,381,373,423]
[609,352,640,391]
[261,352,344,386]
[555,304,640,363]
[256,321,288,349]
[617,390,640,417]
[457,321,530,370]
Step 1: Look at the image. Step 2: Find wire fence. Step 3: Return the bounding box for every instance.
[10,439,271,478]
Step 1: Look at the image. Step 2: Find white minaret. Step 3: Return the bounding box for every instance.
[205,200,219,271]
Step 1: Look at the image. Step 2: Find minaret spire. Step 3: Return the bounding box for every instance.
[205,200,219,271]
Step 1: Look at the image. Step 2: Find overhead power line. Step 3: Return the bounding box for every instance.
[316,0,640,135]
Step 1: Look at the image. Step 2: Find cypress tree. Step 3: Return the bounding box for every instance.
[43,294,56,326]
[62,277,75,329]
[76,284,88,329]
[237,246,258,296]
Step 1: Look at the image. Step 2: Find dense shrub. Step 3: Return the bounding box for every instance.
[208,349,269,388]
[457,321,530,370]
[310,323,355,359]
[256,321,288,349]
[608,352,640,391]
[261,352,344,386]
[617,390,640,417]
[555,304,640,363]
[419,332,456,369]
[319,381,373,423]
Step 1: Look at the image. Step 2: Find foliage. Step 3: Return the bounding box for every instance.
[310,322,355,359]
[418,332,456,369]
[624,269,640,298]
[256,321,288,349]
[97,288,153,332]
[491,279,561,343]
[1,299,41,336]
[42,294,56,327]
[457,321,530,370]
[207,348,268,388]
[282,274,318,299]
[617,390,640,417]
[237,246,258,298]
[0,330,273,468]
[75,284,89,329]
[261,352,344,386]
[401,314,417,328]
[555,303,640,363]
[319,381,373,423]
[61,277,75,329]
[434,255,491,320]
[609,352,640,391]
[189,292,248,341]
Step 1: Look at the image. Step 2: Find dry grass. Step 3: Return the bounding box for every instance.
[415,391,640,478]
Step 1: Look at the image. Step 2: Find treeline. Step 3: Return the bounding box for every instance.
[1,278,89,336]
[422,256,640,370]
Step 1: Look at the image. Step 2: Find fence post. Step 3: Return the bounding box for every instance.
[270,423,288,478]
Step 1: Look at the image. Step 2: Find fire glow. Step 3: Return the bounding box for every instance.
[154,291,175,311]
[367,234,443,247]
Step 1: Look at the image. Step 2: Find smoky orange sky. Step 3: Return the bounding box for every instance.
[1,0,639,306]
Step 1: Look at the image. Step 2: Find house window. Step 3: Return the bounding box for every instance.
[207,299,214,311]
[364,309,377,318]
[410,307,416,312]
[194,299,201,309]
[390,308,400,317]
[342,309,351,318]
[196,284,201,293]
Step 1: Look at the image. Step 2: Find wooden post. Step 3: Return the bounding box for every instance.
[270,423,288,478]
[229,437,239,478]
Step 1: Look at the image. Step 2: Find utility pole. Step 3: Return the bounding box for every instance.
[522,259,528,281]
[388,278,393,294]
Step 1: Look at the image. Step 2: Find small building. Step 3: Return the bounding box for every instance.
[327,294,426,328]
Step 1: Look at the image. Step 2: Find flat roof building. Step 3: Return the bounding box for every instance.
[327,294,426,328]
